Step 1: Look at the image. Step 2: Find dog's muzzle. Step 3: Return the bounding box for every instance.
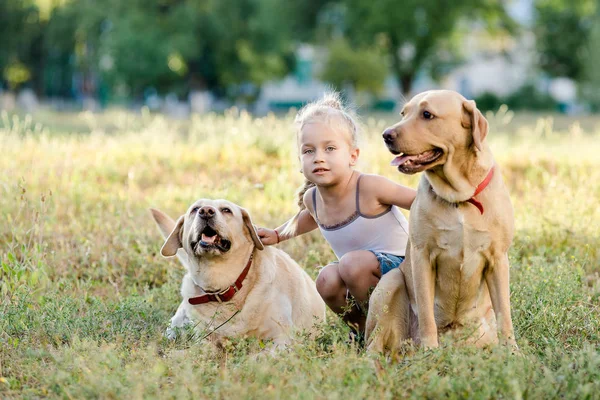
[382,128,400,152]
[191,222,232,253]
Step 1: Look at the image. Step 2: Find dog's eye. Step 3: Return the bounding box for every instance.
[190,207,199,215]
[221,207,232,214]
[423,111,434,120]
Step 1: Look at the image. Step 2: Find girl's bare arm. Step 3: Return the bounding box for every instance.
[362,174,417,210]
[257,189,319,245]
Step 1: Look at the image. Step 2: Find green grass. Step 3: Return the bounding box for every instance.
[1,107,599,399]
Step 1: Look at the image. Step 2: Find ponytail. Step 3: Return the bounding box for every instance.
[281,179,315,237]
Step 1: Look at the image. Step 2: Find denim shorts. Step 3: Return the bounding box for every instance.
[368,251,405,276]
[329,252,405,276]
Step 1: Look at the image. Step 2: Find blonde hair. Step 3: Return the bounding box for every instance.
[294,91,360,149]
[282,91,361,237]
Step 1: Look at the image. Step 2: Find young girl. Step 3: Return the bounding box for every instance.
[257,92,416,338]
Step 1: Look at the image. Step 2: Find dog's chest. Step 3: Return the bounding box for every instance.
[180,274,253,335]
[427,209,492,277]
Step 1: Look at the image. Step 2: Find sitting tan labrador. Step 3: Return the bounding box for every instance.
[151,199,325,347]
[366,90,517,353]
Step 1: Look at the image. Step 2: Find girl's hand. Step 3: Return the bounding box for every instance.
[257,227,279,246]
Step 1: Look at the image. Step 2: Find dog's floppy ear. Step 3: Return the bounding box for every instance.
[161,215,185,257]
[240,207,265,250]
[462,100,488,152]
[150,208,176,239]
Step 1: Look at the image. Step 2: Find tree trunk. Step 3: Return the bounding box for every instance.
[400,74,413,98]
[31,31,45,98]
[390,51,414,98]
[187,62,208,92]
[389,35,414,99]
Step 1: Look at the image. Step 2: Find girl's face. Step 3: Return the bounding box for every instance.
[299,120,359,186]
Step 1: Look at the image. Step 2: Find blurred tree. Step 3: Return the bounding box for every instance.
[339,0,515,95]
[81,0,324,100]
[1,0,81,96]
[0,1,42,92]
[579,9,600,109]
[6,0,520,103]
[321,38,388,94]
[534,0,597,80]
[43,3,79,97]
[1,0,331,101]
[284,0,333,42]
[179,0,292,98]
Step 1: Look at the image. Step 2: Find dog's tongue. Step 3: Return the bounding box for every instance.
[391,154,411,167]
[201,233,217,244]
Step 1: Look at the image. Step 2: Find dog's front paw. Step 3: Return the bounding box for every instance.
[420,336,439,349]
[164,315,193,340]
[164,322,194,340]
[502,338,520,355]
[498,335,519,351]
[165,326,180,340]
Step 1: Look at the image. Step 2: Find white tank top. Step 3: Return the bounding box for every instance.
[313,175,409,259]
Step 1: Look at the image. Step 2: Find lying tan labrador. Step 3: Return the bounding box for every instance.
[366,90,517,353]
[151,199,325,347]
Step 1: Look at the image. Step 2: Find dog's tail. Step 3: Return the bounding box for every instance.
[150,208,191,270]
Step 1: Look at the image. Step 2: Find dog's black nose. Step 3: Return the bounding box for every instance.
[199,206,216,219]
[382,128,397,144]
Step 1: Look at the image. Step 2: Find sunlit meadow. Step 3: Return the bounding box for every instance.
[1,106,599,398]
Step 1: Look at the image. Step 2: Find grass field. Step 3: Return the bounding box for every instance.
[1,106,599,399]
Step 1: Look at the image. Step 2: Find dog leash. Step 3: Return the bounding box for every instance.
[187,248,255,340]
[188,251,254,305]
[198,308,241,342]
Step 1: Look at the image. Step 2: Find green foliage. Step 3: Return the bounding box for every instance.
[534,0,597,79]
[475,84,559,112]
[1,0,322,99]
[340,0,516,94]
[321,38,388,94]
[578,12,600,110]
[0,0,43,91]
[91,0,321,97]
[3,62,32,91]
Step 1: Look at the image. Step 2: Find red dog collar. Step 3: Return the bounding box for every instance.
[466,166,495,214]
[188,253,253,305]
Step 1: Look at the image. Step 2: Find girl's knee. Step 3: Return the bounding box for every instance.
[316,264,343,300]
[338,251,379,282]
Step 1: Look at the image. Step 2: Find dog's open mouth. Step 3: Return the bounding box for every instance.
[390,149,443,174]
[196,226,232,253]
